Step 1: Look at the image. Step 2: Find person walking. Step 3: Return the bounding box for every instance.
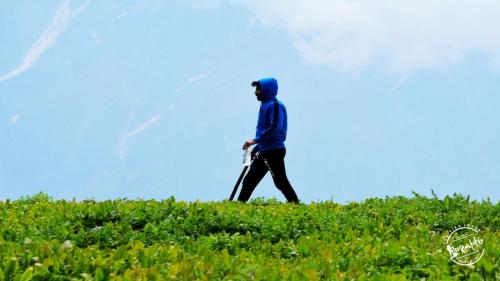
[239,77,299,203]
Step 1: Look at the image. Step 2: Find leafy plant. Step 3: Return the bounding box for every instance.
[0,192,498,280]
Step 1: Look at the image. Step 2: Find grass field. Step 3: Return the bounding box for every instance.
[0,192,498,280]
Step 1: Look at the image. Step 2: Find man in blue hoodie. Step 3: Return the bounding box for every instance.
[239,78,299,203]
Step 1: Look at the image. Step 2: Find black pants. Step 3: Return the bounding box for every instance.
[237,148,299,203]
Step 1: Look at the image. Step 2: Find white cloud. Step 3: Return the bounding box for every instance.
[173,86,186,95]
[72,0,90,15]
[92,32,103,46]
[0,0,90,82]
[116,11,128,19]
[10,114,20,125]
[174,70,213,94]
[126,115,161,138]
[388,76,408,95]
[241,0,500,75]
[118,115,161,159]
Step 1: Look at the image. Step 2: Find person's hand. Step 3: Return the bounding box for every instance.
[251,149,257,160]
[242,139,256,150]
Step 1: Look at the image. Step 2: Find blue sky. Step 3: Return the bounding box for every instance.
[1,0,499,203]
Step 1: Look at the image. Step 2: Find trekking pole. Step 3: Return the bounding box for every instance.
[229,147,253,201]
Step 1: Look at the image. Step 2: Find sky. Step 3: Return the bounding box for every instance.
[1,0,499,203]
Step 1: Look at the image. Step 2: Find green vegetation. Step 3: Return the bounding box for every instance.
[0,192,498,280]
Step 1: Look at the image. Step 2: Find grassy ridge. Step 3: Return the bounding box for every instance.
[0,192,498,280]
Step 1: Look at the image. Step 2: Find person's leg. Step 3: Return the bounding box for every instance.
[263,149,299,203]
[237,157,268,202]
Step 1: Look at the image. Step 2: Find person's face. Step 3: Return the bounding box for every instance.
[255,88,262,101]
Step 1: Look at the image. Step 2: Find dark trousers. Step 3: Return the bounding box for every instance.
[237,148,299,203]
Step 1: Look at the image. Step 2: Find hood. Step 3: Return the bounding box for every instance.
[258,78,278,101]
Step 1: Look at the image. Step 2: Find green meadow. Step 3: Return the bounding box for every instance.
[0,192,498,280]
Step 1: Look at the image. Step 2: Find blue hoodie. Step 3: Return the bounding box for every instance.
[253,78,287,152]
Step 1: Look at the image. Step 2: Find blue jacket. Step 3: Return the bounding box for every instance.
[253,78,288,152]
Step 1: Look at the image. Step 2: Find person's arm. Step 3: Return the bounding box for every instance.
[253,101,279,143]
